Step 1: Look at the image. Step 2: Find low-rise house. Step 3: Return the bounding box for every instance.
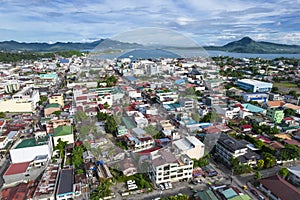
[259,175,300,200]
[288,165,300,187]
[56,168,74,200]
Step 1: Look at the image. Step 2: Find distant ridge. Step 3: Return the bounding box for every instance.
[0,37,300,54]
[204,37,300,54]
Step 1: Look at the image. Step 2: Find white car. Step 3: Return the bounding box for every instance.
[159,184,165,190]
[164,182,169,190]
[168,182,172,189]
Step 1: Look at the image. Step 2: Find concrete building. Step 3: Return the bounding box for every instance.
[9,136,53,164]
[179,98,194,110]
[287,165,300,187]
[215,134,248,166]
[53,125,74,146]
[49,94,64,107]
[156,89,178,105]
[173,136,205,160]
[267,107,284,123]
[237,79,273,92]
[242,93,268,103]
[56,168,74,200]
[149,149,194,185]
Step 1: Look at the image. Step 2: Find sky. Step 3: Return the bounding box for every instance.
[0,0,300,46]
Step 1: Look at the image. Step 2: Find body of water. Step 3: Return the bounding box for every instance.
[90,48,300,60]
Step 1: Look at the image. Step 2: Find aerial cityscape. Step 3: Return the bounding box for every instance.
[0,1,300,200]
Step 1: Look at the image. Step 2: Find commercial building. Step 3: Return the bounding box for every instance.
[242,93,268,103]
[173,136,205,160]
[156,89,178,105]
[237,79,273,93]
[9,136,53,164]
[267,107,284,123]
[149,149,193,185]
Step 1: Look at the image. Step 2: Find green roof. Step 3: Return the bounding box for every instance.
[228,194,251,200]
[53,126,72,137]
[194,189,218,200]
[46,103,60,108]
[222,188,238,199]
[15,136,49,149]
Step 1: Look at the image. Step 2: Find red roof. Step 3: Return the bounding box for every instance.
[4,162,30,176]
[283,117,294,121]
[259,175,300,200]
[241,124,252,129]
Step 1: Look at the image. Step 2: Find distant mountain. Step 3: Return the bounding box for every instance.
[204,37,300,54]
[1,37,300,54]
[0,39,142,52]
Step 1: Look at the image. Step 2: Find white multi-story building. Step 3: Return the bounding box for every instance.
[156,89,178,105]
[9,136,53,164]
[214,105,240,119]
[173,136,205,160]
[0,87,40,113]
[149,149,193,185]
[179,98,194,110]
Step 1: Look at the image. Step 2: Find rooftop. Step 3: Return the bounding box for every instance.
[57,168,74,195]
[45,103,60,109]
[259,175,300,200]
[217,134,247,153]
[53,125,72,137]
[15,137,49,149]
[4,162,30,176]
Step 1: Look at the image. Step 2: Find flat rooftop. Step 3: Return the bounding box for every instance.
[4,162,30,176]
[53,126,72,137]
[15,137,49,149]
[238,79,272,85]
[57,168,74,195]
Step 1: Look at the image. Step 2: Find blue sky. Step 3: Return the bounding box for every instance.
[0,0,300,45]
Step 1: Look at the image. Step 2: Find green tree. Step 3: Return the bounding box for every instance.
[52,110,62,117]
[257,159,264,170]
[97,112,108,121]
[278,167,289,178]
[278,144,300,161]
[0,112,6,118]
[90,179,112,200]
[54,138,67,159]
[144,125,159,136]
[72,146,84,169]
[75,111,88,122]
[105,115,117,134]
[284,108,296,117]
[271,86,279,93]
[288,90,298,98]
[254,171,262,180]
[103,102,110,109]
[262,152,275,168]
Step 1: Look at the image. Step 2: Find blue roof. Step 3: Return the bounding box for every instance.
[242,103,265,113]
[175,79,185,84]
[158,138,171,143]
[124,76,137,81]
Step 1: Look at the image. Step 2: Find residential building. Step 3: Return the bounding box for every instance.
[33,162,59,200]
[9,136,53,164]
[156,89,178,105]
[149,149,194,185]
[214,105,240,119]
[259,175,300,200]
[215,134,248,166]
[56,168,74,200]
[173,136,205,160]
[49,94,64,107]
[179,97,194,110]
[284,103,300,115]
[267,107,284,123]
[237,79,273,92]
[287,165,300,187]
[53,125,74,146]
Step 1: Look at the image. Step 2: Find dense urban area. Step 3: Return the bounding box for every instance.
[0,51,300,200]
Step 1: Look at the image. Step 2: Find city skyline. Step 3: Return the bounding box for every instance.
[0,0,300,46]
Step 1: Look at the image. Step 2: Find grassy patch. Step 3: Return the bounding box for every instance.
[273,82,298,88]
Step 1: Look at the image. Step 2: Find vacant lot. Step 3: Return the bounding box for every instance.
[273,82,298,88]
